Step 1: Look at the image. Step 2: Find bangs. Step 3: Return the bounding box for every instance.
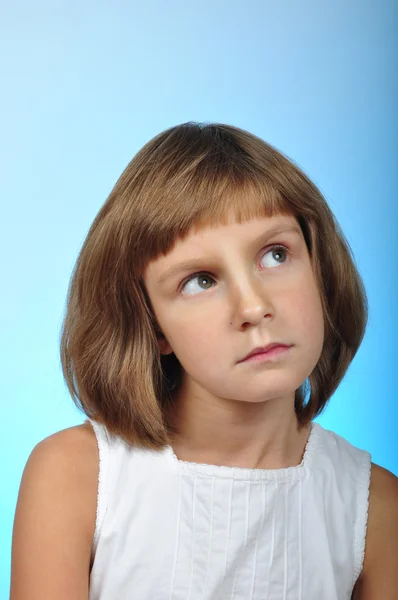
[130,147,293,276]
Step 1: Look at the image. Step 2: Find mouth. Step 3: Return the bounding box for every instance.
[238,343,293,363]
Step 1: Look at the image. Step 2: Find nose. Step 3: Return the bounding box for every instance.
[229,275,273,329]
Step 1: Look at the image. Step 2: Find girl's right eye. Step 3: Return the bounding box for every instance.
[181,273,215,296]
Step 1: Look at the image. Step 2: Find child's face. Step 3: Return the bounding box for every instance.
[143,213,325,405]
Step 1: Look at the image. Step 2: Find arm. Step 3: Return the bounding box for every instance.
[10,423,99,600]
[352,462,398,599]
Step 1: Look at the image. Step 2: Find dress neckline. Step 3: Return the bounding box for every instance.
[165,421,320,483]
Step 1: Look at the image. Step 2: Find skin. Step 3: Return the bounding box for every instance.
[143,212,325,469]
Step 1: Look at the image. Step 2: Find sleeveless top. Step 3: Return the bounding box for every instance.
[87,419,371,600]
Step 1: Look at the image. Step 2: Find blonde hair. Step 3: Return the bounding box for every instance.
[60,122,368,449]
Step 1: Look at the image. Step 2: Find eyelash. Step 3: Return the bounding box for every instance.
[179,243,291,293]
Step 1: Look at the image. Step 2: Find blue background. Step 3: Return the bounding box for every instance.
[1,0,397,594]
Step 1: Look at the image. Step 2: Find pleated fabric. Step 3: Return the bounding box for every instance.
[87,420,371,600]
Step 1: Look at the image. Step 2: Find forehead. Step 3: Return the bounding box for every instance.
[178,213,298,246]
[143,213,301,279]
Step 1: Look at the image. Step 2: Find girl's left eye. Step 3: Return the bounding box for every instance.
[260,244,289,269]
[180,244,290,296]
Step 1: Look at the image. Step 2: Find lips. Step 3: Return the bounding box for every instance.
[239,343,291,362]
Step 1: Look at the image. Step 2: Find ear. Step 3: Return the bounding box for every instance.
[156,330,174,355]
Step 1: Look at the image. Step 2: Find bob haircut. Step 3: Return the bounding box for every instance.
[60,122,368,450]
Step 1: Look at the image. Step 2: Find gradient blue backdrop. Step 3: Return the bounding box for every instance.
[1,0,397,594]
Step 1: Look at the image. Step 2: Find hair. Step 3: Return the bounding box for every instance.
[60,122,368,449]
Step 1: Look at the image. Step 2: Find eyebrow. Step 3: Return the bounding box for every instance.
[156,225,302,285]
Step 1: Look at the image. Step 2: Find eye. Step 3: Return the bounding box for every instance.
[260,244,289,268]
[180,244,290,296]
[181,273,215,296]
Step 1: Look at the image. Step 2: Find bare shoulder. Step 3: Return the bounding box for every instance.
[33,420,98,464]
[366,462,398,556]
[10,421,99,599]
[352,462,398,599]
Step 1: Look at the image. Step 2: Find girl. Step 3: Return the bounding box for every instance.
[11,123,398,599]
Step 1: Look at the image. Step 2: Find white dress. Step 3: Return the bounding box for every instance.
[87,420,371,600]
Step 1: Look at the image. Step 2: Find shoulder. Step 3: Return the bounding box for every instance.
[34,420,98,461]
[26,421,99,505]
[34,419,97,449]
[25,421,99,536]
[368,460,398,499]
[16,420,99,537]
[353,462,398,598]
[367,462,398,549]
[11,422,99,597]
[21,420,99,498]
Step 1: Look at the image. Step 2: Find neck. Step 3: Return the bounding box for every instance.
[166,380,311,470]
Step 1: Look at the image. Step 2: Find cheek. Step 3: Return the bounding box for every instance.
[165,307,224,364]
[290,282,325,347]
[279,268,321,321]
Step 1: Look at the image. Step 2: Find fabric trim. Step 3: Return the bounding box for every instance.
[86,419,111,561]
[352,449,372,587]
